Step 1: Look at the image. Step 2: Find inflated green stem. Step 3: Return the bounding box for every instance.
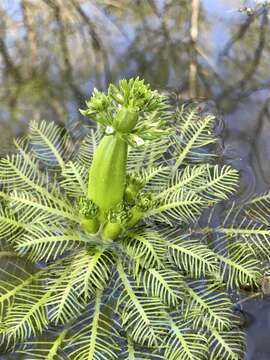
[88,107,139,223]
[113,108,138,133]
[102,223,122,240]
[88,134,127,220]
[81,217,100,234]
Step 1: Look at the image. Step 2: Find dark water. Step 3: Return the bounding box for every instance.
[0,0,270,358]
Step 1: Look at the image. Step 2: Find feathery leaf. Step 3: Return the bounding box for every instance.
[174,106,216,168]
[183,280,233,331]
[16,329,69,360]
[117,261,168,348]
[149,189,204,225]
[29,120,73,170]
[142,268,184,307]
[168,236,218,278]
[217,242,261,288]
[209,328,246,360]
[242,190,270,225]
[60,161,88,197]
[70,249,115,300]
[164,315,208,360]
[75,128,101,168]
[141,165,171,192]
[119,336,165,359]
[14,227,81,262]
[127,137,171,171]
[66,291,120,360]
[122,229,167,272]
[47,262,85,325]
[0,190,80,224]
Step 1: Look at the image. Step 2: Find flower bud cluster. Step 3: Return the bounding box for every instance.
[106,202,132,225]
[78,198,99,219]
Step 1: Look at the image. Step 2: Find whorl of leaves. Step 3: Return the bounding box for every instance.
[0,100,266,360]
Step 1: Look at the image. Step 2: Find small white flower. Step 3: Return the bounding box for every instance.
[116,94,124,102]
[133,135,144,146]
[105,126,114,135]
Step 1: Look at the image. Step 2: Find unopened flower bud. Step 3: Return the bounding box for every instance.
[78,198,99,219]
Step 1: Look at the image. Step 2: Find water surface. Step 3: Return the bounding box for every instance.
[0,0,270,358]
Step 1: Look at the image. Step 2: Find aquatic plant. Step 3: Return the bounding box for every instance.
[0,78,269,359]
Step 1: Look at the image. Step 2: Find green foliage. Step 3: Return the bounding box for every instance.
[0,78,267,359]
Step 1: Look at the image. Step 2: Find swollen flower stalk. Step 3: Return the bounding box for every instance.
[87,134,127,221]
